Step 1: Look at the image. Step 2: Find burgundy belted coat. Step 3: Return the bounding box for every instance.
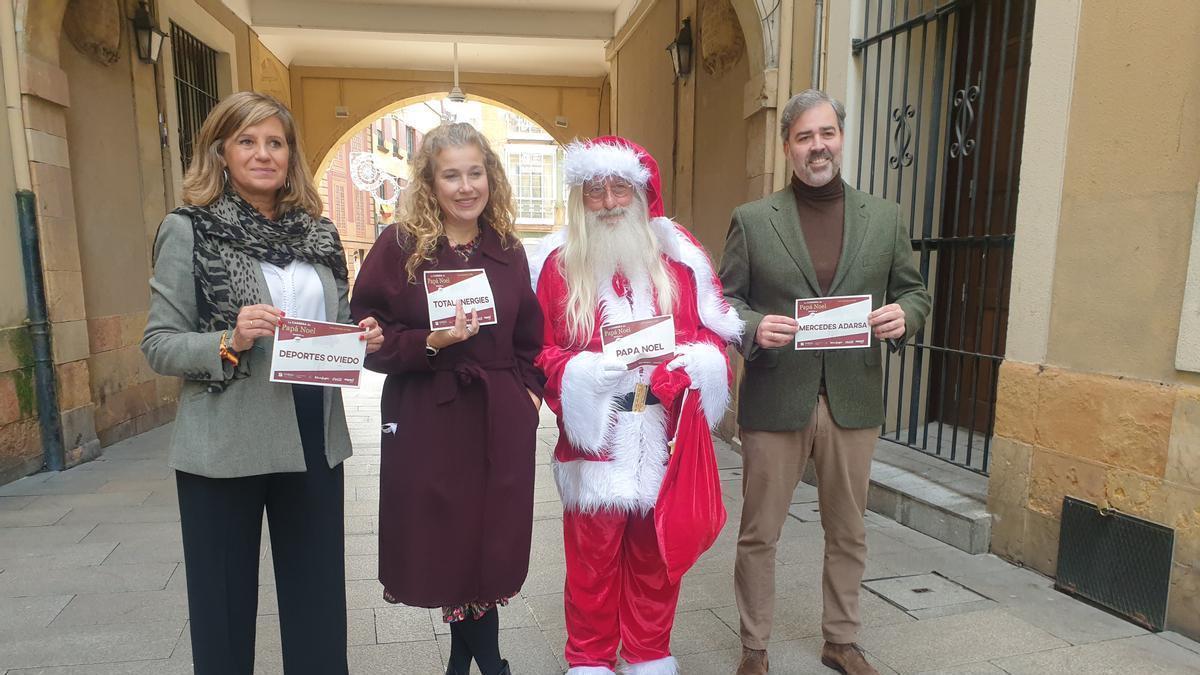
[350,224,545,608]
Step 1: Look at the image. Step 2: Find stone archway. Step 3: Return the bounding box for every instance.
[729,0,770,74]
[312,90,568,181]
[291,66,606,177]
[727,0,787,197]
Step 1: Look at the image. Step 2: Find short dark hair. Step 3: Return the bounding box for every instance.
[780,89,847,141]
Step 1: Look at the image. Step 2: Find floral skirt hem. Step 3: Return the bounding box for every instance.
[382,587,513,624]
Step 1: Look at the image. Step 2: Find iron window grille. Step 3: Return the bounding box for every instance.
[170,22,219,173]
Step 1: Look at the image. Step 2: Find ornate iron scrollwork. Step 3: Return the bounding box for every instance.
[889,104,916,169]
[950,82,980,158]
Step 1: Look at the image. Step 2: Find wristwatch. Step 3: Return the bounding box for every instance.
[425,338,440,357]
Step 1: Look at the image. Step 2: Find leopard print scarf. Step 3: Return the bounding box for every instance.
[174,188,348,343]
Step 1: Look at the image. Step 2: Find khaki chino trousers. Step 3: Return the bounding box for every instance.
[734,395,877,648]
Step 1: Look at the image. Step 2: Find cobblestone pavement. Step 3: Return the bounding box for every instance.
[1,371,1198,673]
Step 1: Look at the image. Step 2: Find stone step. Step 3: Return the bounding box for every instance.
[726,434,992,554]
[814,440,992,553]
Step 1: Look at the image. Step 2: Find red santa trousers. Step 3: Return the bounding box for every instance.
[563,507,681,670]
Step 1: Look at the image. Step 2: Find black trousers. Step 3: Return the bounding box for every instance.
[176,385,348,675]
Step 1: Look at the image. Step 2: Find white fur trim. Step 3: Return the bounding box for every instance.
[559,275,657,453]
[567,667,616,675]
[554,404,670,514]
[561,351,624,454]
[622,656,678,675]
[564,141,651,188]
[673,342,732,429]
[652,218,744,345]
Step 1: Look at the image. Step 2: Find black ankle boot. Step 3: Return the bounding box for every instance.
[445,663,467,675]
[496,660,511,675]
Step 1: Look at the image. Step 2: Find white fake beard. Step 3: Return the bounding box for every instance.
[585,206,658,284]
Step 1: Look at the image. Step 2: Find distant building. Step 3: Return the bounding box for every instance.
[319,114,421,287]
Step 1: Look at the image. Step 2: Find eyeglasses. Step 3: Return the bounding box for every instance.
[583,179,634,200]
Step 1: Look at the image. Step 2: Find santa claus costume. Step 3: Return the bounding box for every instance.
[531,137,742,675]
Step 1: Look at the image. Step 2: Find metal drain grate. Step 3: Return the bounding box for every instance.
[1056,496,1174,631]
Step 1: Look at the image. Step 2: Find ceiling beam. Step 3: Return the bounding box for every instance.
[250,0,615,41]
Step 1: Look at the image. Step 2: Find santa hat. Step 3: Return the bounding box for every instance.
[563,136,665,219]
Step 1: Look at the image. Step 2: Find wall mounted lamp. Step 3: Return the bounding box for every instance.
[666,17,693,80]
[131,1,168,64]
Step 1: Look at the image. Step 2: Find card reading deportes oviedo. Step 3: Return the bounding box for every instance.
[269,317,367,388]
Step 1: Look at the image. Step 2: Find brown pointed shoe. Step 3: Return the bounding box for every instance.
[820,642,878,675]
[735,647,769,675]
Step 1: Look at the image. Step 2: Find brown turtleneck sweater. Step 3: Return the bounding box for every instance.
[792,175,845,295]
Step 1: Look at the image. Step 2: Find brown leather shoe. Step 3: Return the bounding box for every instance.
[736,647,769,675]
[820,642,878,675]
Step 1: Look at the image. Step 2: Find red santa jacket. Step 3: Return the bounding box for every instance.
[532,218,742,513]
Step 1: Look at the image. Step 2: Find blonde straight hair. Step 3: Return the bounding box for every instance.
[398,123,517,281]
[557,188,675,346]
[181,91,323,218]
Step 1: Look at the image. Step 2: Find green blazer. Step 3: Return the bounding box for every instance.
[718,182,931,431]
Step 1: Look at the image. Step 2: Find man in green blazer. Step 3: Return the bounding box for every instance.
[718,90,931,675]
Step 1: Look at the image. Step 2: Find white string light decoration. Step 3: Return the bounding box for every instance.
[349,151,404,208]
[349,152,387,191]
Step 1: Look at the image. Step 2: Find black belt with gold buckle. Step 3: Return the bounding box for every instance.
[614,390,660,411]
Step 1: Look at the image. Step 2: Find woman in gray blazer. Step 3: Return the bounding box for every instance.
[141,91,383,675]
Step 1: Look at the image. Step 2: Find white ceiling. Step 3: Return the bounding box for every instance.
[228,0,636,78]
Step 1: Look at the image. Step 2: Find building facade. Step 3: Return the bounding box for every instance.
[319,113,422,287]
[2,0,1197,640]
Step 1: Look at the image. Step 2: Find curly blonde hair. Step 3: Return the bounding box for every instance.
[399,122,517,281]
[181,91,322,217]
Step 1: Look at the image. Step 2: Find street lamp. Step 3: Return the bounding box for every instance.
[666,18,693,80]
[131,1,168,65]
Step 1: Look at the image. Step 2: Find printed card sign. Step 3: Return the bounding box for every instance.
[794,295,873,350]
[601,315,676,370]
[269,317,366,388]
[423,268,498,330]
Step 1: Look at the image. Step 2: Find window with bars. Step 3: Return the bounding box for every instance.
[332,185,347,226]
[509,151,555,223]
[171,23,220,173]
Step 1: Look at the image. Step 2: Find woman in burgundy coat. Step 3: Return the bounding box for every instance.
[349,123,544,675]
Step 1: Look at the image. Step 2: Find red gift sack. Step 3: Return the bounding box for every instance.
[654,389,728,585]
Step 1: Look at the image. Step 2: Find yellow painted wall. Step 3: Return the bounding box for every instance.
[292,67,605,174]
[251,34,291,106]
[0,51,25,328]
[59,16,174,447]
[611,0,678,214]
[989,0,1200,639]
[0,44,40,485]
[60,38,151,319]
[196,0,253,90]
[691,6,750,257]
[1045,3,1200,387]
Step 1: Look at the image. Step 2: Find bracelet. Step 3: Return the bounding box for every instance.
[219,330,240,366]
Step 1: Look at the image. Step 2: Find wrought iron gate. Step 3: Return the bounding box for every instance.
[851,0,1035,474]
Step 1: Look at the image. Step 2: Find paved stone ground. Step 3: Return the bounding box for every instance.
[1,370,1198,674]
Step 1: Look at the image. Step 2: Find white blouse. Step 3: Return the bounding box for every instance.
[259,260,326,322]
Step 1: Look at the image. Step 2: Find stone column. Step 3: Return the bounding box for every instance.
[14,0,100,466]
